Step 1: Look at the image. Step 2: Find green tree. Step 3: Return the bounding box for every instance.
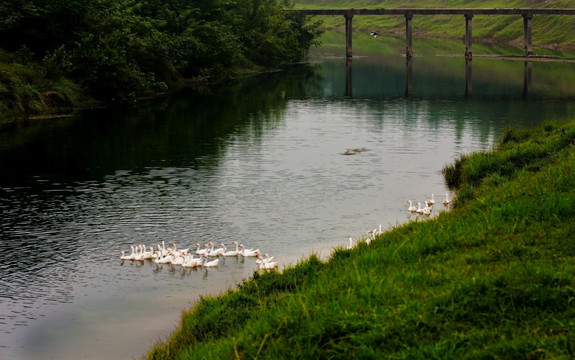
[0,0,89,55]
[1,0,322,102]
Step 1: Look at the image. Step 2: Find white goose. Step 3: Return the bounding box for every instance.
[171,252,185,265]
[156,252,174,264]
[153,253,164,263]
[202,254,219,267]
[374,224,384,236]
[366,231,373,245]
[142,246,154,260]
[443,193,452,205]
[126,245,137,260]
[258,258,278,269]
[157,241,168,257]
[223,241,240,256]
[170,243,186,254]
[416,202,424,214]
[239,244,259,257]
[203,242,214,255]
[130,245,139,260]
[195,243,209,255]
[133,244,145,261]
[256,253,274,265]
[207,243,225,257]
[182,254,203,268]
[120,250,132,260]
[428,193,436,206]
[407,200,417,212]
[422,200,433,215]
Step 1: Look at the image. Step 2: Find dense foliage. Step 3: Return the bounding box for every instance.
[0,0,321,103]
[148,120,575,358]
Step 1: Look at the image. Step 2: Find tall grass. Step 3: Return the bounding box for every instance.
[147,120,575,359]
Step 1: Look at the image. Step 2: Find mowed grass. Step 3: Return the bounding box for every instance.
[147,119,575,359]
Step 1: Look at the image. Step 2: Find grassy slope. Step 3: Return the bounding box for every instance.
[147,118,575,359]
[295,0,575,49]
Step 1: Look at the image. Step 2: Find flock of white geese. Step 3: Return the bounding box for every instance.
[121,193,453,268]
[349,192,453,249]
[120,240,278,270]
[407,192,452,216]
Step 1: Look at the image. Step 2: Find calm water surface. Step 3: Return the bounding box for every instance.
[2,35,575,359]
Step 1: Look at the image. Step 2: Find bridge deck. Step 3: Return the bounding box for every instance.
[292,8,575,16]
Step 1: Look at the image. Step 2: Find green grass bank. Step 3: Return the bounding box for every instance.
[146,119,575,359]
[295,0,575,50]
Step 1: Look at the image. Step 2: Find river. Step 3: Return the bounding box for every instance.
[2,33,575,360]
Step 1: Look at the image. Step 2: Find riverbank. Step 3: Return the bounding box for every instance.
[147,119,575,358]
[0,56,285,127]
[0,48,247,126]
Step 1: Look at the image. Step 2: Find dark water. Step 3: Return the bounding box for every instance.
[2,34,575,359]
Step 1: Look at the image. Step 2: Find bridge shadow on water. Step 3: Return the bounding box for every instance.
[345,56,538,99]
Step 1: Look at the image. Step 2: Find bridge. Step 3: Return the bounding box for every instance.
[289,8,575,59]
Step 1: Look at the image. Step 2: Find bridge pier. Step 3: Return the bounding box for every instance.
[523,14,533,56]
[465,14,473,59]
[345,12,353,58]
[405,14,413,59]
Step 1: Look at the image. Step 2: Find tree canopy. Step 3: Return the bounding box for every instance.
[0,0,322,100]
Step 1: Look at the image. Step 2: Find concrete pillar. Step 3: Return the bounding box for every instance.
[345,12,353,59]
[465,14,473,59]
[405,14,413,59]
[523,14,533,56]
